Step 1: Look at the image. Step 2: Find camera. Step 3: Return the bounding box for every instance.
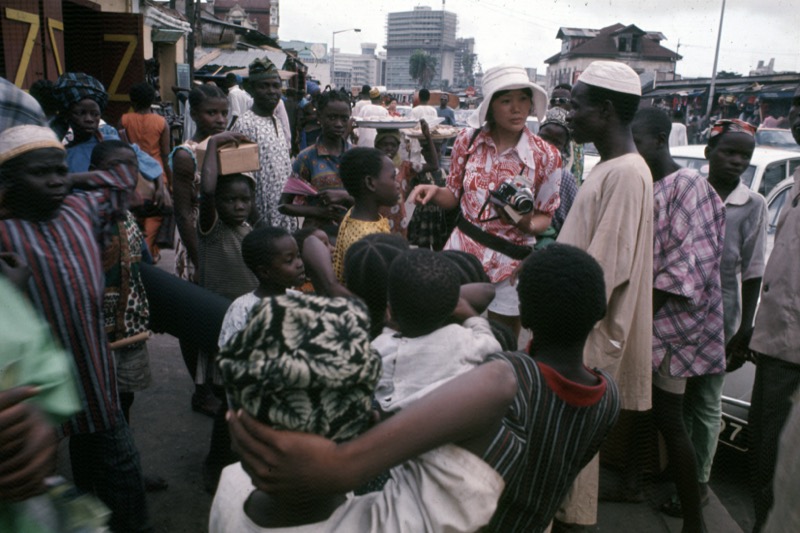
[489,181,534,215]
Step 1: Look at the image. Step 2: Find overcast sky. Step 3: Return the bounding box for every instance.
[279,0,800,80]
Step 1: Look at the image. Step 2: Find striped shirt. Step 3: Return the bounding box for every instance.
[482,351,620,532]
[0,166,136,436]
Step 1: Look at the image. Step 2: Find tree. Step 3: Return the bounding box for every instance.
[409,50,438,89]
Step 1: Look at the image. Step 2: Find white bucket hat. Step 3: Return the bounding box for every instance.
[467,64,548,129]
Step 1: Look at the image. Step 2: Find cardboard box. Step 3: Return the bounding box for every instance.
[195,140,260,175]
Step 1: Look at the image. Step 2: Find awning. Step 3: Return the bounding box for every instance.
[152,29,184,43]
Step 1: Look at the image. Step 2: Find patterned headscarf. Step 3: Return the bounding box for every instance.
[53,72,109,112]
[541,107,570,135]
[248,57,280,82]
[218,293,381,442]
[0,78,46,130]
[708,118,757,140]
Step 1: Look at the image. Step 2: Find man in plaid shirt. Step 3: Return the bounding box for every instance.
[632,107,726,533]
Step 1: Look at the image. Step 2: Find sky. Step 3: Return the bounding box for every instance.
[279,0,800,80]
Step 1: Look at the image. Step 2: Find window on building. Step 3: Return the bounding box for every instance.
[618,37,627,52]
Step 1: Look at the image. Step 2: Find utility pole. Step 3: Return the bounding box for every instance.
[440,0,446,89]
[706,0,726,119]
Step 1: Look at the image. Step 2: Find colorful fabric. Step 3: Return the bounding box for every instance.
[218,293,381,442]
[53,72,109,112]
[0,77,47,130]
[708,118,757,139]
[482,352,620,532]
[289,141,350,193]
[120,113,168,173]
[445,126,562,283]
[0,165,137,436]
[552,168,579,233]
[557,153,654,411]
[333,209,391,282]
[406,164,452,249]
[103,211,150,343]
[233,111,298,231]
[570,141,584,184]
[652,168,726,377]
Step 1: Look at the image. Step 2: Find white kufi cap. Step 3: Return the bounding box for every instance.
[578,61,642,96]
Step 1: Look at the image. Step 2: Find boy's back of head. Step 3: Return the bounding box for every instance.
[90,139,135,170]
[339,147,385,200]
[517,244,606,345]
[388,249,460,337]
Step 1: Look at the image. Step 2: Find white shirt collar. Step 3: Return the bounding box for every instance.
[725,181,751,206]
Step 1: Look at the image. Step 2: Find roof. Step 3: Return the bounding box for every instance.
[195,47,287,71]
[547,23,681,65]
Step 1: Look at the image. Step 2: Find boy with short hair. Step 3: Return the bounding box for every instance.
[332,147,399,281]
[374,249,501,413]
[0,124,151,532]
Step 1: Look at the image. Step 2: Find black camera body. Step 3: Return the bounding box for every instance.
[489,181,534,215]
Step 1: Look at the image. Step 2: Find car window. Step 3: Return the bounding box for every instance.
[759,162,786,197]
[767,185,790,235]
[789,159,800,176]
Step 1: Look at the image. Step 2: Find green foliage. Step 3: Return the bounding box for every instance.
[409,49,438,89]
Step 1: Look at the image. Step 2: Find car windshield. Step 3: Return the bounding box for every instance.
[756,129,799,151]
[672,156,757,189]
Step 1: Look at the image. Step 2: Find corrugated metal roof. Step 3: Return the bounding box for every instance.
[196,47,286,70]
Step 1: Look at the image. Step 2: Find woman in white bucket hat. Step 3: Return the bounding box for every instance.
[409,64,562,337]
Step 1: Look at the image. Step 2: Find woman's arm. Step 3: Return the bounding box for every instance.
[199,132,248,232]
[301,236,353,298]
[278,193,346,221]
[171,149,200,272]
[228,358,517,496]
[419,120,440,174]
[408,184,459,210]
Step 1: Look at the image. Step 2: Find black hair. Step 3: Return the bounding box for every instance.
[554,83,573,92]
[216,173,255,195]
[339,147,385,200]
[343,233,409,338]
[129,82,156,111]
[388,249,460,336]
[316,89,351,114]
[486,88,533,125]
[241,226,291,275]
[90,139,135,169]
[29,80,59,117]
[517,244,606,344]
[188,84,227,110]
[583,84,641,125]
[418,89,431,102]
[632,107,672,138]
[440,250,490,284]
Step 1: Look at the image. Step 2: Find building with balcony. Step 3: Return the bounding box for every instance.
[385,6,457,89]
[545,23,681,91]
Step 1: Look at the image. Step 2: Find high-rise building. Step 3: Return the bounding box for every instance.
[385,6,457,89]
[332,43,384,90]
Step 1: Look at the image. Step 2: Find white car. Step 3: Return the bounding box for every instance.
[755,128,800,152]
[670,145,800,199]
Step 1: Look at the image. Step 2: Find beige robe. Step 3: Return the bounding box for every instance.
[558,152,654,411]
[555,152,654,525]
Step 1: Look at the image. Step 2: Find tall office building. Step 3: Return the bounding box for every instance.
[385,6,457,89]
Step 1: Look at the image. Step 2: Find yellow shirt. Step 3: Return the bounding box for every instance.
[333,209,391,282]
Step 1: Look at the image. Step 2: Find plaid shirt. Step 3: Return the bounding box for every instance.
[652,168,726,377]
[0,78,46,129]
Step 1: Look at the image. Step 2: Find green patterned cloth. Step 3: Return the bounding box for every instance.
[218,293,381,442]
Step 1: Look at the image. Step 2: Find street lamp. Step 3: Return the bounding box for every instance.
[331,28,361,89]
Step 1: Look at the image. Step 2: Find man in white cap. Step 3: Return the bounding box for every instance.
[554,60,654,532]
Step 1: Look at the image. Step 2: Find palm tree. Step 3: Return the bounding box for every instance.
[409,50,438,89]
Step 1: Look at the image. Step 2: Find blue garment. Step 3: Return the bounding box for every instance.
[66,124,162,180]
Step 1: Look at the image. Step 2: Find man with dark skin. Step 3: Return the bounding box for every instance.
[747,84,800,533]
[437,93,456,125]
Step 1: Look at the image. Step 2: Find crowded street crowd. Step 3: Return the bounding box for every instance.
[1,46,799,533]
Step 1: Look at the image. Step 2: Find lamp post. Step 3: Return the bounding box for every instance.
[331,28,361,89]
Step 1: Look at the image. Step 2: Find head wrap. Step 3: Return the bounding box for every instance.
[374,128,402,147]
[218,293,381,442]
[541,107,570,134]
[578,61,641,96]
[0,78,46,130]
[369,87,381,99]
[709,118,757,140]
[0,125,65,166]
[53,72,109,112]
[248,57,279,82]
